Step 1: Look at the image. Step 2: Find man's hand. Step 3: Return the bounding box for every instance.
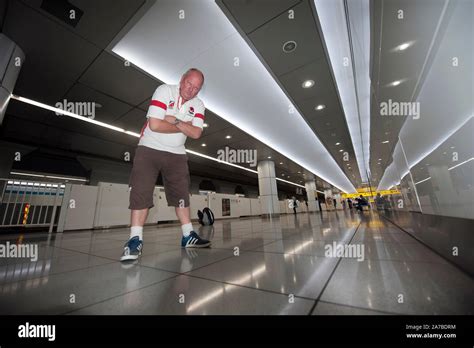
[175,121,203,139]
[164,115,177,124]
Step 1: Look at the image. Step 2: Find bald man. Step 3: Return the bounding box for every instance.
[121,68,211,261]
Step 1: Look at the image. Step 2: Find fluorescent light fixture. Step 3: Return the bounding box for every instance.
[315,104,325,110]
[335,142,341,145]
[225,135,231,139]
[302,80,315,88]
[279,162,283,165]
[339,149,343,152]
[448,157,474,171]
[415,176,431,185]
[314,0,371,183]
[10,171,87,182]
[390,41,415,53]
[382,140,389,144]
[201,143,206,147]
[11,95,127,133]
[398,43,410,51]
[390,80,402,87]
[267,156,271,159]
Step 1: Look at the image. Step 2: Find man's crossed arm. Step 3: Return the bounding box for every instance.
[148,115,203,139]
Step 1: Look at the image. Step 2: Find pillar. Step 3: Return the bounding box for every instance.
[257,160,280,217]
[304,180,318,212]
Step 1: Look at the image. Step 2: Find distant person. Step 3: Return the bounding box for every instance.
[342,199,346,209]
[292,196,298,215]
[355,195,368,212]
[347,198,353,209]
[333,198,337,209]
[121,68,211,262]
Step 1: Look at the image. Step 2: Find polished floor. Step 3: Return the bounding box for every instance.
[0,210,472,315]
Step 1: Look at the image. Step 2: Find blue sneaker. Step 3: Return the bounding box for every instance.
[181,231,211,248]
[120,236,143,261]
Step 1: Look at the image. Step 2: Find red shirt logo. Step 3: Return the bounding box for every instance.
[189,106,194,115]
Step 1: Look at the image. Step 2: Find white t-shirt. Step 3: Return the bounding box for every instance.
[138,84,205,154]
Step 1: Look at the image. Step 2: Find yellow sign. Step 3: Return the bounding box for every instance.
[341,189,400,199]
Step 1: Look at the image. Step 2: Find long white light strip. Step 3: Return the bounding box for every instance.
[10,95,306,189]
[314,0,370,182]
[11,95,126,133]
[448,157,474,171]
[10,171,87,182]
[414,177,431,185]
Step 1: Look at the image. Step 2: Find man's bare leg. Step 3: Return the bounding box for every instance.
[131,208,149,226]
[175,206,191,225]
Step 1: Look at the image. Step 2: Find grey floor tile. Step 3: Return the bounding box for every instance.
[0,251,114,284]
[362,241,450,264]
[137,247,235,273]
[188,251,339,299]
[70,275,314,315]
[319,258,474,315]
[312,301,392,315]
[0,262,177,314]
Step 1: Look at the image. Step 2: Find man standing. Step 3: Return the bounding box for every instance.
[121,68,210,262]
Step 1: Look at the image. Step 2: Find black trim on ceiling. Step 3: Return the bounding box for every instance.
[0,0,8,33]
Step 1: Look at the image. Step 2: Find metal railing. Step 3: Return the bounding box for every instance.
[0,178,65,233]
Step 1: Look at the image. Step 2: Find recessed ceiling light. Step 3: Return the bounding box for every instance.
[382,140,389,144]
[298,171,301,174]
[378,158,382,161]
[203,123,208,128]
[279,162,283,165]
[267,156,272,159]
[335,142,341,146]
[225,135,231,139]
[282,40,297,53]
[450,146,455,149]
[390,80,402,87]
[302,80,315,88]
[315,104,325,110]
[339,149,343,152]
[397,42,411,51]
[201,143,206,147]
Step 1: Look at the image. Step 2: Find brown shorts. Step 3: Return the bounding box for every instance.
[128,145,190,209]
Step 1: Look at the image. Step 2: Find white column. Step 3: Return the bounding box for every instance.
[257,160,280,217]
[304,180,318,212]
[324,189,334,211]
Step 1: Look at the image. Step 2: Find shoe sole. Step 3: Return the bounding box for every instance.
[120,253,141,261]
[183,242,211,248]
